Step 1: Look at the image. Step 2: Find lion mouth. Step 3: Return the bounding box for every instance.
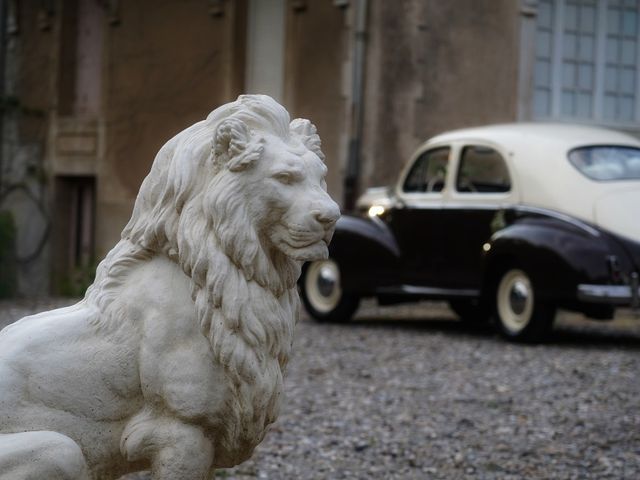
[270,223,333,261]
[282,237,326,250]
[283,240,329,262]
[283,225,327,249]
[279,235,329,261]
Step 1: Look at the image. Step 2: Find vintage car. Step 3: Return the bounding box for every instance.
[300,123,640,341]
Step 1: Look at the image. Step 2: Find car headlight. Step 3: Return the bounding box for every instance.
[368,205,386,217]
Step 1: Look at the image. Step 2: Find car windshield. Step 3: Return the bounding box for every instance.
[568,146,640,181]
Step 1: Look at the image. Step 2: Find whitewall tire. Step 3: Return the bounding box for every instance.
[494,268,555,342]
[300,259,359,322]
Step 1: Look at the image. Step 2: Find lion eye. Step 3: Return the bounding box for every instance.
[273,172,296,184]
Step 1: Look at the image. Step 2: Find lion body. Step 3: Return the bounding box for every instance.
[0,251,283,476]
[0,95,339,479]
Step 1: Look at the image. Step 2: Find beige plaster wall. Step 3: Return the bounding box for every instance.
[284,1,349,206]
[14,3,56,146]
[5,0,525,293]
[360,0,521,192]
[97,0,246,257]
[416,0,521,135]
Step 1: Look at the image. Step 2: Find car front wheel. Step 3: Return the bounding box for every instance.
[494,268,555,342]
[300,259,360,322]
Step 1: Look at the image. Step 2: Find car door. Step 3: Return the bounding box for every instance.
[438,142,517,289]
[386,145,451,286]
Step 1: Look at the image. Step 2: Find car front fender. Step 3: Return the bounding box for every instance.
[328,215,401,293]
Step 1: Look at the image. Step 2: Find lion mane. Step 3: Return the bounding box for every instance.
[83,95,326,463]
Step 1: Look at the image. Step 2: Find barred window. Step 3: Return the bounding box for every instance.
[533,0,640,125]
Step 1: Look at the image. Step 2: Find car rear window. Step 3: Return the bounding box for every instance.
[569,146,640,181]
[456,146,511,193]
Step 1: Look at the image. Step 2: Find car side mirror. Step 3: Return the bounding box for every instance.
[394,198,405,209]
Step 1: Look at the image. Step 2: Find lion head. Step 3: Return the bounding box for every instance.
[121,94,339,296]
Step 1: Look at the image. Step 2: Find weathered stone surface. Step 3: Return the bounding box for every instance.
[0,95,339,479]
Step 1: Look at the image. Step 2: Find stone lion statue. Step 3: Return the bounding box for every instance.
[0,95,340,479]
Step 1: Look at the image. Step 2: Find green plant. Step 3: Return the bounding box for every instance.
[0,95,45,117]
[58,261,97,297]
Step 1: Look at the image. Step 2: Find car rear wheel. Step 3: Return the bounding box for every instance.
[494,268,555,342]
[300,259,360,322]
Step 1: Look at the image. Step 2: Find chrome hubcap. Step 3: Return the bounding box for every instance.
[317,266,337,297]
[497,269,534,334]
[305,260,342,313]
[509,281,529,315]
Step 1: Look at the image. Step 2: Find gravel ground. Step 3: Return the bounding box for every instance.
[1,298,639,479]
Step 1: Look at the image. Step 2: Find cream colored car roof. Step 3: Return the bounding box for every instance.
[422,123,640,224]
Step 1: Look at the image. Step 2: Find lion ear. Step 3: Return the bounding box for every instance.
[213,118,262,172]
[290,118,325,161]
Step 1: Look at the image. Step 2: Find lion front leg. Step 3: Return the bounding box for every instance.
[0,431,90,480]
[150,429,214,480]
[121,410,214,480]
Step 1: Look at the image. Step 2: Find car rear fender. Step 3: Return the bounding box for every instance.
[481,218,614,302]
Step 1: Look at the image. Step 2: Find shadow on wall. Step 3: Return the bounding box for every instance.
[0,211,16,298]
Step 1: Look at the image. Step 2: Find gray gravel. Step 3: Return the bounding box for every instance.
[1,298,639,479]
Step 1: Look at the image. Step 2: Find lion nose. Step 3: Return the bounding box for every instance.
[314,204,340,228]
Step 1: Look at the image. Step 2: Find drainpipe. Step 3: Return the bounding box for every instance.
[0,0,5,193]
[343,0,367,211]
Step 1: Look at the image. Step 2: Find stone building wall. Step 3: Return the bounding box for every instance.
[1,0,248,294]
[284,1,350,205]
[0,1,58,295]
[97,0,247,258]
[360,0,521,191]
[1,0,527,295]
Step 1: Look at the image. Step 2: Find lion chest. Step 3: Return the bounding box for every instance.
[116,257,229,422]
[140,333,230,423]
[112,250,295,463]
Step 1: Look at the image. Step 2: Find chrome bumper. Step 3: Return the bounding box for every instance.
[578,273,640,309]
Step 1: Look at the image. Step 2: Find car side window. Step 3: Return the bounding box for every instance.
[456,146,511,193]
[402,147,450,193]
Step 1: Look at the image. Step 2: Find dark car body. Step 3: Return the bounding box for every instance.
[301,124,640,341]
